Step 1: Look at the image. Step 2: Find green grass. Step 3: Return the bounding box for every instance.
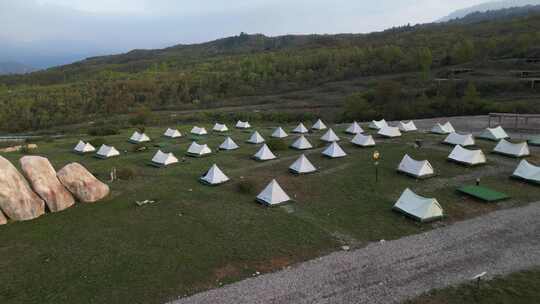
[1,123,540,304]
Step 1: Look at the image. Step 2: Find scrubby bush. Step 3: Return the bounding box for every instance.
[266,139,288,151]
[131,143,148,153]
[116,166,140,180]
[236,180,256,195]
[89,137,107,148]
[88,126,119,136]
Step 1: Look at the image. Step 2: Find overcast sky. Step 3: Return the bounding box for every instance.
[1,0,488,67]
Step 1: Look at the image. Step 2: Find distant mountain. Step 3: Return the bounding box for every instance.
[444,4,540,24]
[0,62,37,75]
[439,0,540,21]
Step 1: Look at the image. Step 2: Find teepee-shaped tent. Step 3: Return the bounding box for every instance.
[271,127,288,138]
[397,154,435,178]
[219,137,240,150]
[253,144,277,161]
[493,139,530,158]
[398,121,417,132]
[478,126,509,141]
[163,128,182,138]
[247,131,265,144]
[512,160,540,184]
[186,142,212,157]
[431,122,455,135]
[200,164,230,185]
[191,126,208,136]
[448,145,486,166]
[346,121,364,135]
[292,123,309,134]
[151,150,179,167]
[236,120,251,129]
[96,145,120,159]
[320,128,340,142]
[393,188,443,222]
[256,179,292,206]
[213,123,229,133]
[443,133,475,147]
[129,131,151,143]
[289,154,317,174]
[290,135,313,150]
[369,119,388,130]
[378,126,402,138]
[322,142,347,158]
[73,140,96,154]
[351,133,376,147]
[311,119,327,131]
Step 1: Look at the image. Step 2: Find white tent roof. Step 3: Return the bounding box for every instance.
[320,128,340,142]
[247,131,265,144]
[398,121,417,132]
[129,131,150,143]
[291,135,313,150]
[351,133,376,147]
[271,127,288,138]
[312,119,327,130]
[236,120,251,129]
[292,123,309,134]
[397,154,435,178]
[369,119,388,130]
[322,142,347,158]
[253,144,277,161]
[448,145,486,165]
[393,188,443,222]
[479,126,509,141]
[431,122,455,134]
[494,139,530,157]
[213,123,229,132]
[346,121,364,134]
[74,140,95,153]
[219,137,240,150]
[512,160,540,183]
[378,126,402,138]
[444,133,475,147]
[187,142,212,156]
[256,179,291,206]
[200,164,230,185]
[289,154,317,174]
[191,126,208,136]
[164,128,182,138]
[151,150,179,166]
[96,144,120,158]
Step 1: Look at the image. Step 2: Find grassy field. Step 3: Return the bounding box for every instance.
[1,122,540,304]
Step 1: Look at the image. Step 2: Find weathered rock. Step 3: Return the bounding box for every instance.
[20,156,75,212]
[0,156,45,221]
[57,163,110,203]
[0,209,7,225]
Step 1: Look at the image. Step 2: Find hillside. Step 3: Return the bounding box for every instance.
[439,0,540,21]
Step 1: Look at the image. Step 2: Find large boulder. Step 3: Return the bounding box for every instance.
[57,163,110,203]
[20,156,75,213]
[0,156,45,221]
[0,210,7,225]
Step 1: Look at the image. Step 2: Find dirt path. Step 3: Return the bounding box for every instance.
[170,201,540,304]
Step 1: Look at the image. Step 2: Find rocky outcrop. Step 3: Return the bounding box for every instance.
[57,163,110,203]
[0,209,7,225]
[0,143,38,153]
[20,156,75,213]
[0,156,45,221]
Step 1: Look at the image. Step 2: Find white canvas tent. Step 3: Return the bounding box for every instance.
[320,128,340,142]
[236,120,251,129]
[369,119,388,130]
[393,188,443,222]
[289,154,317,174]
[191,126,208,136]
[322,142,347,158]
[73,140,95,154]
[448,145,486,166]
[398,121,417,132]
[129,131,150,143]
[292,123,309,134]
[493,139,530,157]
[443,133,475,147]
[213,123,229,133]
[311,119,327,131]
[378,126,402,138]
[346,121,364,135]
[96,145,120,159]
[478,126,509,141]
[151,150,179,167]
[256,179,291,206]
[253,144,277,161]
[512,160,540,184]
[163,128,182,138]
[351,133,376,147]
[431,122,455,135]
[219,137,240,150]
[271,127,288,138]
[186,142,212,157]
[397,154,435,178]
[200,164,230,185]
[247,131,265,144]
[290,135,313,150]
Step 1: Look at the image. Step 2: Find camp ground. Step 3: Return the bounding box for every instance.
[190,126,208,136]
[186,142,212,157]
[129,131,151,144]
[478,126,509,141]
[247,131,265,144]
[528,136,540,146]
[163,128,182,138]
[392,188,444,222]
[252,144,277,161]
[271,127,288,138]
[292,123,309,134]
[219,137,240,150]
[431,122,455,135]
[457,185,509,202]
[73,140,96,154]
[512,160,540,184]
[290,135,313,150]
[200,164,230,185]
[448,145,486,166]
[95,144,120,159]
[320,128,340,142]
[351,133,376,147]
[378,126,402,138]
[398,121,417,132]
[236,120,251,129]
[322,142,347,158]
[256,179,292,206]
[443,133,475,147]
[493,139,530,158]
[345,121,363,135]
[397,154,435,179]
[151,150,179,167]
[289,154,317,174]
[369,119,388,130]
[212,123,229,133]
[311,119,327,131]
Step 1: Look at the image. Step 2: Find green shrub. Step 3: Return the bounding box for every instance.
[116,167,140,180]
[266,139,288,151]
[88,126,119,136]
[131,143,148,153]
[236,180,256,195]
[89,137,107,148]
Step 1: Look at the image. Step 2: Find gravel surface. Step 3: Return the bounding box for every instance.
[170,201,540,304]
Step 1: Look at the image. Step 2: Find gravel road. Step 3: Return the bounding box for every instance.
[170,201,540,304]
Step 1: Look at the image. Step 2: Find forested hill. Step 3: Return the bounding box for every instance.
[439,0,540,21]
[445,4,540,24]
